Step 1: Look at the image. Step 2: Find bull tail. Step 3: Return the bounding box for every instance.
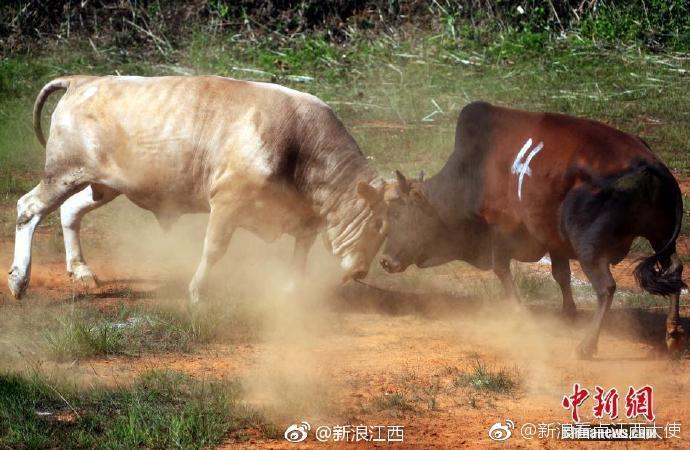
[33,78,72,148]
[633,166,686,296]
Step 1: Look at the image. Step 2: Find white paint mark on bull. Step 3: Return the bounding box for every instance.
[511,138,544,201]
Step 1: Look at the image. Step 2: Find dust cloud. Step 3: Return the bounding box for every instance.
[22,196,350,420]
[1,196,688,429]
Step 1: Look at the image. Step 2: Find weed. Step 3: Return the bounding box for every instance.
[40,296,264,361]
[371,392,415,415]
[455,360,519,394]
[0,369,272,448]
[44,317,125,361]
[513,265,560,302]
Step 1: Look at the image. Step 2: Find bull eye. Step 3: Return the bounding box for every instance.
[374,218,383,231]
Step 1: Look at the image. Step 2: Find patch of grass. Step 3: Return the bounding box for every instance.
[2,33,689,199]
[45,317,126,361]
[453,389,481,409]
[371,392,415,415]
[513,265,560,302]
[0,369,272,449]
[455,360,519,394]
[421,377,440,411]
[682,195,690,237]
[42,297,264,361]
[365,370,445,416]
[458,275,503,299]
[630,237,654,253]
[617,291,670,309]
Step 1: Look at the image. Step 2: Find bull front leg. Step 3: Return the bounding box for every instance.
[492,245,520,308]
[188,199,237,304]
[283,231,317,294]
[9,178,85,298]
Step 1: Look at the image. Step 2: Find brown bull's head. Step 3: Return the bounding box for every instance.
[380,171,451,273]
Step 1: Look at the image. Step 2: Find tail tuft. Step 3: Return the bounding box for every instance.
[633,256,686,296]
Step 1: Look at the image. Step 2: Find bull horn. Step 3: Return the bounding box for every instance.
[418,170,425,182]
[395,170,410,194]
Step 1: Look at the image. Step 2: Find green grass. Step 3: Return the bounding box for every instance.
[0,369,273,449]
[617,291,671,309]
[512,266,561,302]
[41,299,263,361]
[455,360,519,394]
[2,32,689,190]
[45,316,127,360]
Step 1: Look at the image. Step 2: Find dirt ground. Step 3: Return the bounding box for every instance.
[1,176,689,448]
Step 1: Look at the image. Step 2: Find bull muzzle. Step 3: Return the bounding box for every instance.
[379,256,403,273]
[342,268,368,283]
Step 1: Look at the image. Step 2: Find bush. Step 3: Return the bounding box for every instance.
[2,1,688,57]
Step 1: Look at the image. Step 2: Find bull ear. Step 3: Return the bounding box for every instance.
[357,181,381,205]
[395,170,410,194]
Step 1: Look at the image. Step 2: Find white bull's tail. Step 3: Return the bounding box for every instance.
[33,78,72,147]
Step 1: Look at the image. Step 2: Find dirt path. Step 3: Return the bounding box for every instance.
[2,175,690,448]
[2,255,688,448]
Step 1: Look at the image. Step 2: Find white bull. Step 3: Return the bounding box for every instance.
[9,76,389,302]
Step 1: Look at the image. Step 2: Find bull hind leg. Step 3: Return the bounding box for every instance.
[9,178,86,298]
[666,280,685,354]
[188,200,237,304]
[575,257,615,359]
[648,239,685,354]
[550,254,576,318]
[60,184,119,288]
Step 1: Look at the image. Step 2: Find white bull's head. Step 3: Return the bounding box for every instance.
[332,180,389,281]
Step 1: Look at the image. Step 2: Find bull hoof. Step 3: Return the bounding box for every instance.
[562,305,577,322]
[665,325,685,356]
[507,297,522,313]
[188,285,202,305]
[575,341,597,360]
[69,264,99,289]
[283,279,297,295]
[8,266,28,299]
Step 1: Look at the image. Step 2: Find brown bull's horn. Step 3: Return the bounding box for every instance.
[395,170,410,194]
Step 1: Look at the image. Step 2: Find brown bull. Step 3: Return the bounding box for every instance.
[9,76,389,302]
[380,101,685,359]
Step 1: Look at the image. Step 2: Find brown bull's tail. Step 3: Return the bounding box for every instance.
[33,78,72,148]
[633,166,686,296]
